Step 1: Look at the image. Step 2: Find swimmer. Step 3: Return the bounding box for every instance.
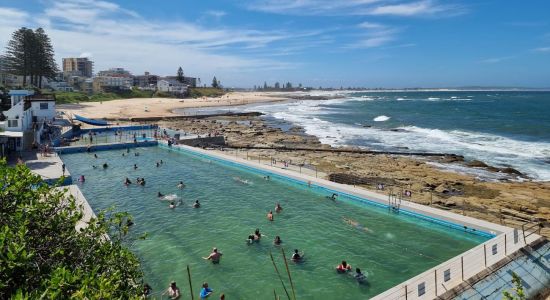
[336,261,352,273]
[94,154,98,158]
[275,203,283,213]
[203,247,222,264]
[134,164,138,170]
[342,217,371,233]
[246,235,255,244]
[92,165,97,169]
[156,162,160,167]
[134,152,140,156]
[122,153,125,157]
[102,163,108,169]
[273,235,282,246]
[254,228,263,241]
[124,177,132,185]
[160,160,164,164]
[233,176,250,185]
[78,175,86,182]
[354,268,367,283]
[140,178,146,185]
[169,201,176,209]
[177,181,185,189]
[158,191,165,198]
[291,249,304,262]
[327,193,337,200]
[264,175,270,180]
[267,211,274,221]
[193,200,200,208]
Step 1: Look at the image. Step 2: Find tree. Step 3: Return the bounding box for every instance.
[285,82,292,89]
[502,272,526,300]
[212,76,219,88]
[2,27,58,88]
[34,28,58,88]
[176,66,184,83]
[263,82,268,89]
[274,82,280,89]
[0,160,144,298]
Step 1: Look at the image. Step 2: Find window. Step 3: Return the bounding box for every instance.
[40,103,48,110]
[492,244,498,255]
[513,229,519,244]
[8,119,18,127]
[418,282,426,296]
[444,269,451,282]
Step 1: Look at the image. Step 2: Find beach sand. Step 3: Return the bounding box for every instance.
[57,92,289,119]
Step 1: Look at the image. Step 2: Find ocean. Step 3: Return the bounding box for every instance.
[242,91,550,181]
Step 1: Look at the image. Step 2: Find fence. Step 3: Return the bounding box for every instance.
[371,226,540,300]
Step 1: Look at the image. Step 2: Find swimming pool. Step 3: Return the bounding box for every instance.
[61,146,489,299]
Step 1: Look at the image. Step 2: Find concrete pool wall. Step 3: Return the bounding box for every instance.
[157,141,542,300]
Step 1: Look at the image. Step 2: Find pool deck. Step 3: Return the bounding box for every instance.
[21,151,72,185]
[55,184,96,231]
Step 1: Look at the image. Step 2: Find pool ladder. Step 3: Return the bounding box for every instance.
[388,190,402,213]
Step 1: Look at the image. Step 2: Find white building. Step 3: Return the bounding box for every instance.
[93,76,133,92]
[0,90,57,154]
[157,79,188,95]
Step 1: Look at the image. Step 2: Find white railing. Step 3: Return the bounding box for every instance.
[372,228,539,300]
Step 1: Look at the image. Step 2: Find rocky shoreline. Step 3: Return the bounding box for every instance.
[157,115,550,237]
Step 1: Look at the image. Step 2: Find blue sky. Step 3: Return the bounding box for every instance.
[1,0,549,88]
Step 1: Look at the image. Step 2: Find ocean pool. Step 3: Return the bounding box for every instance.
[61,146,488,299]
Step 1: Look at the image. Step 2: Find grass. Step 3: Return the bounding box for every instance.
[54,88,176,104]
[188,87,226,98]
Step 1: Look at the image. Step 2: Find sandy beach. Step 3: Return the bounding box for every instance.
[57,92,290,119]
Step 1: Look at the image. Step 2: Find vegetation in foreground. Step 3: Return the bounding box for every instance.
[0,160,143,298]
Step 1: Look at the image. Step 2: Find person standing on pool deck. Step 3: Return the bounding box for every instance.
[200,282,213,299]
[267,211,274,221]
[203,247,222,263]
[61,163,65,176]
[163,281,181,299]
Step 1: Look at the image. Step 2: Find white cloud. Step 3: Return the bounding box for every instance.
[532,46,550,53]
[0,1,319,85]
[358,22,385,29]
[247,0,461,17]
[205,10,227,18]
[480,56,514,64]
[366,0,453,16]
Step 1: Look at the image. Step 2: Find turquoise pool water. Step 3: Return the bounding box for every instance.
[61,146,488,299]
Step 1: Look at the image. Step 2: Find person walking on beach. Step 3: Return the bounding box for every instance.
[61,163,65,176]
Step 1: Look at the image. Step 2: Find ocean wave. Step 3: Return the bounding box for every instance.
[246,96,550,181]
[373,115,390,122]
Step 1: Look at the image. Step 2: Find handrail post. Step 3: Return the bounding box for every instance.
[404,285,408,300]
[504,234,507,256]
[434,269,438,296]
[483,244,487,267]
[461,256,464,281]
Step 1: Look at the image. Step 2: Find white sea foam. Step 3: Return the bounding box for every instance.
[247,97,550,181]
[373,115,390,122]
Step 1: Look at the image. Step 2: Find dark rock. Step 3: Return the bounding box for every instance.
[466,160,489,168]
